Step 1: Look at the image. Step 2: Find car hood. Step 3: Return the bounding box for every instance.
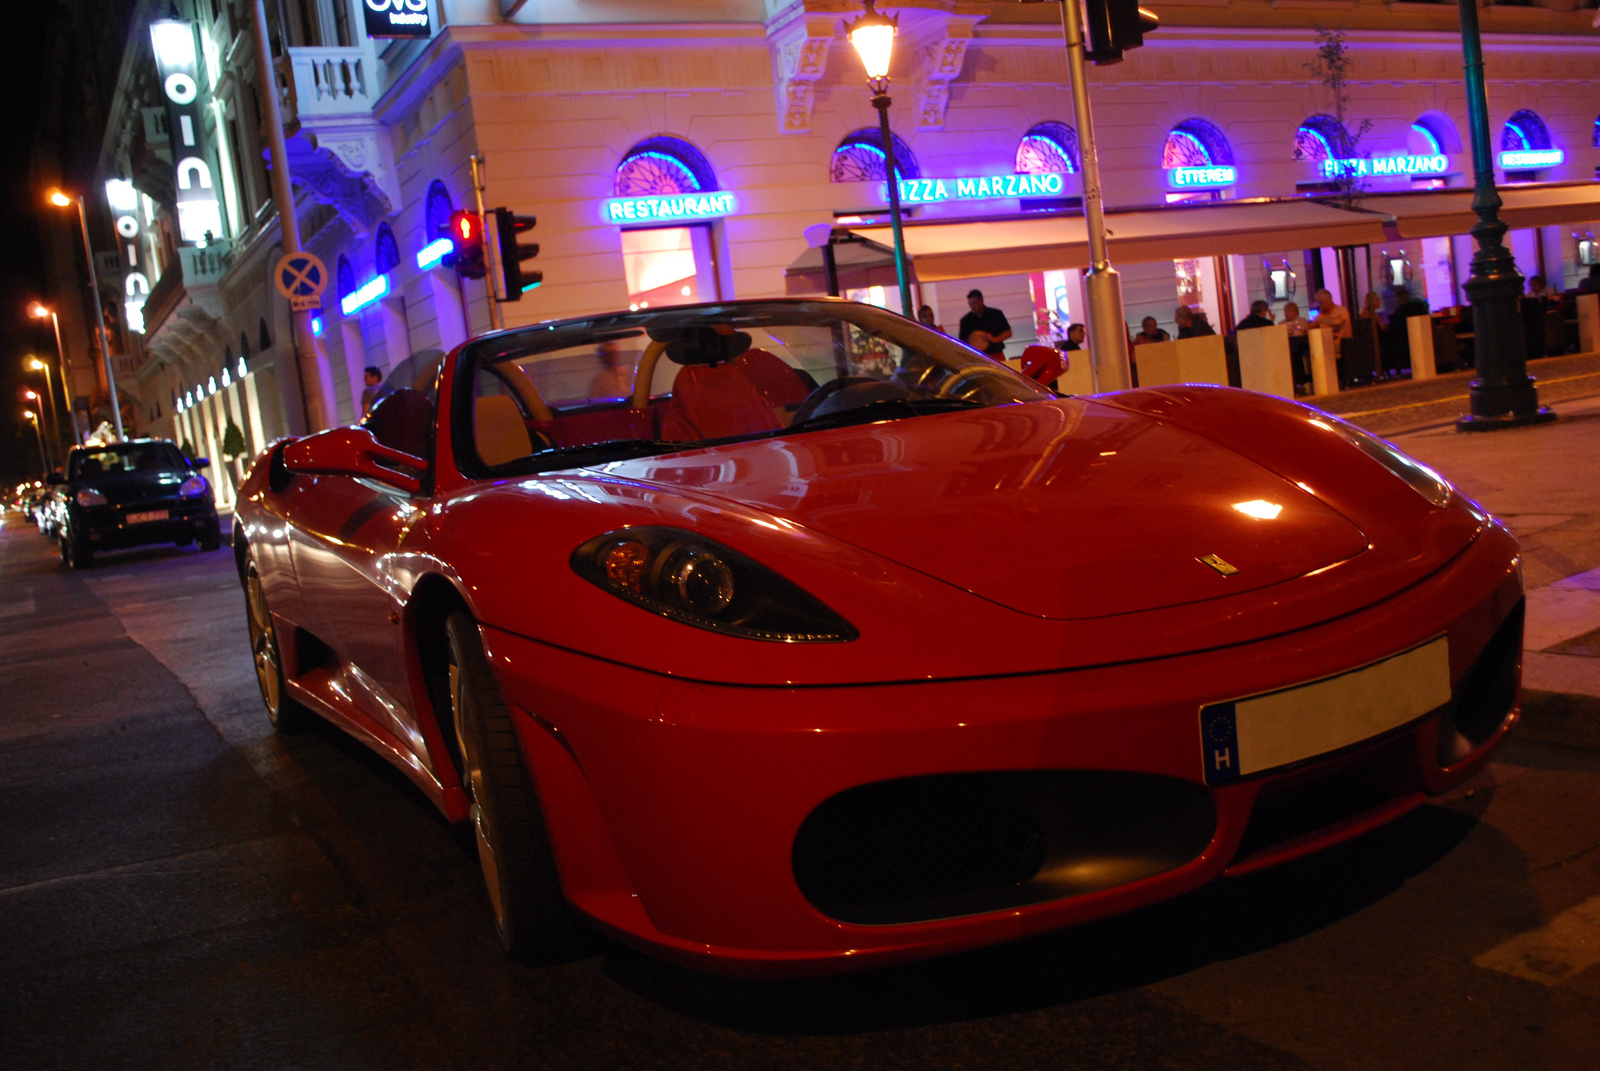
[73,470,192,505]
[590,399,1370,619]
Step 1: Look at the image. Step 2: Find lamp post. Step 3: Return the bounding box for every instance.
[21,387,53,471]
[1453,0,1553,431]
[25,357,61,467]
[29,301,80,444]
[848,0,913,318]
[48,189,123,440]
[22,411,46,475]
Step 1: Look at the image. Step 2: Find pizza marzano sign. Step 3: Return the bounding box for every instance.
[364,0,430,38]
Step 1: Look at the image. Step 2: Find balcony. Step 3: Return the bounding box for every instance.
[181,241,233,289]
[277,46,376,124]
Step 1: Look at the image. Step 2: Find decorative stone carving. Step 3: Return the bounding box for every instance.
[284,127,394,238]
[912,16,981,130]
[769,15,839,134]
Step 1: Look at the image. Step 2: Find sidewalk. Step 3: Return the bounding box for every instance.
[1360,389,1600,750]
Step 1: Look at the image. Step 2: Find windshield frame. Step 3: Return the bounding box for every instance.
[449,298,1053,480]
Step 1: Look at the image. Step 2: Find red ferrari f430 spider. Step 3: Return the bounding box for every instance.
[234,299,1521,975]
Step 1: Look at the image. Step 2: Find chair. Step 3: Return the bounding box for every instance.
[655,329,784,441]
[475,394,533,466]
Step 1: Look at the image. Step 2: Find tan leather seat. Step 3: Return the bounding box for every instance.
[475,394,533,466]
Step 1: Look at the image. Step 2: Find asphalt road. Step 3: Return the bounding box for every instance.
[3,510,1599,1070]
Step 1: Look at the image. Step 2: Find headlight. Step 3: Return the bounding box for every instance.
[75,488,106,507]
[179,475,209,497]
[571,526,858,642]
[1309,416,1452,508]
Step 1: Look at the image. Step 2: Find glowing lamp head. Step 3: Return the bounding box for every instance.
[28,302,51,319]
[22,389,38,402]
[26,358,45,371]
[848,0,898,88]
[48,191,72,208]
[23,410,36,422]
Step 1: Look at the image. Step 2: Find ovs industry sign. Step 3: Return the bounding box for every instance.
[149,19,223,246]
[364,0,430,38]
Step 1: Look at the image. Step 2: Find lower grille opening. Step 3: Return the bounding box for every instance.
[1232,744,1412,863]
[1439,599,1523,765]
[792,771,1215,926]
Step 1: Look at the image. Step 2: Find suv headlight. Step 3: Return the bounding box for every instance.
[571,526,858,642]
[75,488,107,507]
[179,474,209,498]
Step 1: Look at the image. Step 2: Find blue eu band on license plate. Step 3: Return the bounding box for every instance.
[1198,636,1452,787]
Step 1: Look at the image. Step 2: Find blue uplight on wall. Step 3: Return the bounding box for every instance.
[340,274,389,316]
[416,237,454,270]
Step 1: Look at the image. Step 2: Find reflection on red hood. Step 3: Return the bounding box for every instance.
[593,399,1369,619]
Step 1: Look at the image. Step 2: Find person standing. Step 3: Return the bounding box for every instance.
[958,289,1012,357]
[1282,301,1312,391]
[1061,323,1086,351]
[1235,300,1275,332]
[360,366,386,415]
[917,304,943,333]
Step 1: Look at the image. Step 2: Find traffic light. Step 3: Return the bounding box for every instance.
[486,207,541,302]
[1083,0,1158,65]
[449,209,486,279]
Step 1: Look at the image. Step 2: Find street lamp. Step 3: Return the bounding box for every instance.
[24,357,61,466]
[848,0,913,318]
[47,188,123,440]
[20,386,53,470]
[1452,0,1553,431]
[30,301,81,443]
[22,410,46,474]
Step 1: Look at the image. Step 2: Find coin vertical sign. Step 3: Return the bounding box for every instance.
[274,252,328,312]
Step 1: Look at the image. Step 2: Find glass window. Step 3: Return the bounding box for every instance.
[622,226,717,310]
[71,442,188,479]
[460,302,1050,473]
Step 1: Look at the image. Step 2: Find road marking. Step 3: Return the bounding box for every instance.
[1474,894,1600,986]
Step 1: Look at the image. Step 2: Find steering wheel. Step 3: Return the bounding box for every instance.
[791,376,916,425]
[936,363,1006,402]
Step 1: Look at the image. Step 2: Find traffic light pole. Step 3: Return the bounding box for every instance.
[1057,0,1131,392]
[470,155,504,332]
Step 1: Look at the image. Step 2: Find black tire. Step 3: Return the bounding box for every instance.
[444,610,583,960]
[198,528,221,552]
[245,563,311,732]
[59,529,92,570]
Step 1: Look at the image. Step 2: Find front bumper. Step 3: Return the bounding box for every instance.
[483,524,1523,976]
[74,499,219,549]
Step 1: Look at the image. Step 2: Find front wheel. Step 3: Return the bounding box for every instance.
[59,530,92,570]
[246,564,310,732]
[444,610,583,961]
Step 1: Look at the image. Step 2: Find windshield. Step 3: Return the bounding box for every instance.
[461,300,1050,472]
[70,442,187,480]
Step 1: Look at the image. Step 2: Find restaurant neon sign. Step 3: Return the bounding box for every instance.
[1320,154,1448,178]
[1499,149,1563,170]
[603,192,737,224]
[1167,166,1237,189]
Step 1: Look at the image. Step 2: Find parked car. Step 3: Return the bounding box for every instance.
[51,439,221,568]
[233,299,1522,976]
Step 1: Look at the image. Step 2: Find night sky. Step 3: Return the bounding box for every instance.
[1,5,66,487]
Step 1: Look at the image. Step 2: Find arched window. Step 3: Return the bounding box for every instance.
[258,318,272,351]
[1501,109,1551,152]
[336,255,355,299]
[1163,118,1233,168]
[424,180,453,240]
[615,136,719,196]
[1016,122,1080,174]
[374,223,400,274]
[1293,114,1347,162]
[829,127,921,183]
[239,331,250,359]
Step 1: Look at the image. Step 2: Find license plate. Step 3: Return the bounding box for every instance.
[125,510,169,524]
[1200,636,1451,785]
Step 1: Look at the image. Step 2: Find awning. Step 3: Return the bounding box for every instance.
[1354,182,1600,240]
[843,199,1390,281]
[783,236,914,295]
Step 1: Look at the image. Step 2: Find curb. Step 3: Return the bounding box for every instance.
[1517,689,1600,752]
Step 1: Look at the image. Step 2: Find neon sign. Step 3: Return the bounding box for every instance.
[106,179,149,334]
[1167,166,1236,189]
[150,19,223,245]
[416,237,454,270]
[340,274,390,316]
[877,173,1067,205]
[1320,154,1448,178]
[1499,149,1563,170]
[363,0,429,38]
[603,192,737,225]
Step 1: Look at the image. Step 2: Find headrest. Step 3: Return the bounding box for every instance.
[649,326,753,366]
[362,388,435,464]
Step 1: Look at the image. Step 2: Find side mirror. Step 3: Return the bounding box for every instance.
[282,426,425,494]
[45,473,65,485]
[190,457,211,469]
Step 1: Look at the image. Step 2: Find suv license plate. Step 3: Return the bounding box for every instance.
[126,510,169,524]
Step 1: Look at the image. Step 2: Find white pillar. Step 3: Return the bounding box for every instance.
[1308,327,1340,397]
[1577,292,1599,354]
[341,319,366,422]
[428,271,469,352]
[1406,316,1437,381]
[1236,324,1295,399]
[243,373,268,454]
[381,295,411,370]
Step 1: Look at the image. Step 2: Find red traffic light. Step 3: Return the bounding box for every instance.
[449,209,487,279]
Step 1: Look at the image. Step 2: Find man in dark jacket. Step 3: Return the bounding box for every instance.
[1174,305,1216,338]
[958,289,1012,356]
[1235,300,1275,332]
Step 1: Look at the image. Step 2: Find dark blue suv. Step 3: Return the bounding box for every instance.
[49,439,221,569]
